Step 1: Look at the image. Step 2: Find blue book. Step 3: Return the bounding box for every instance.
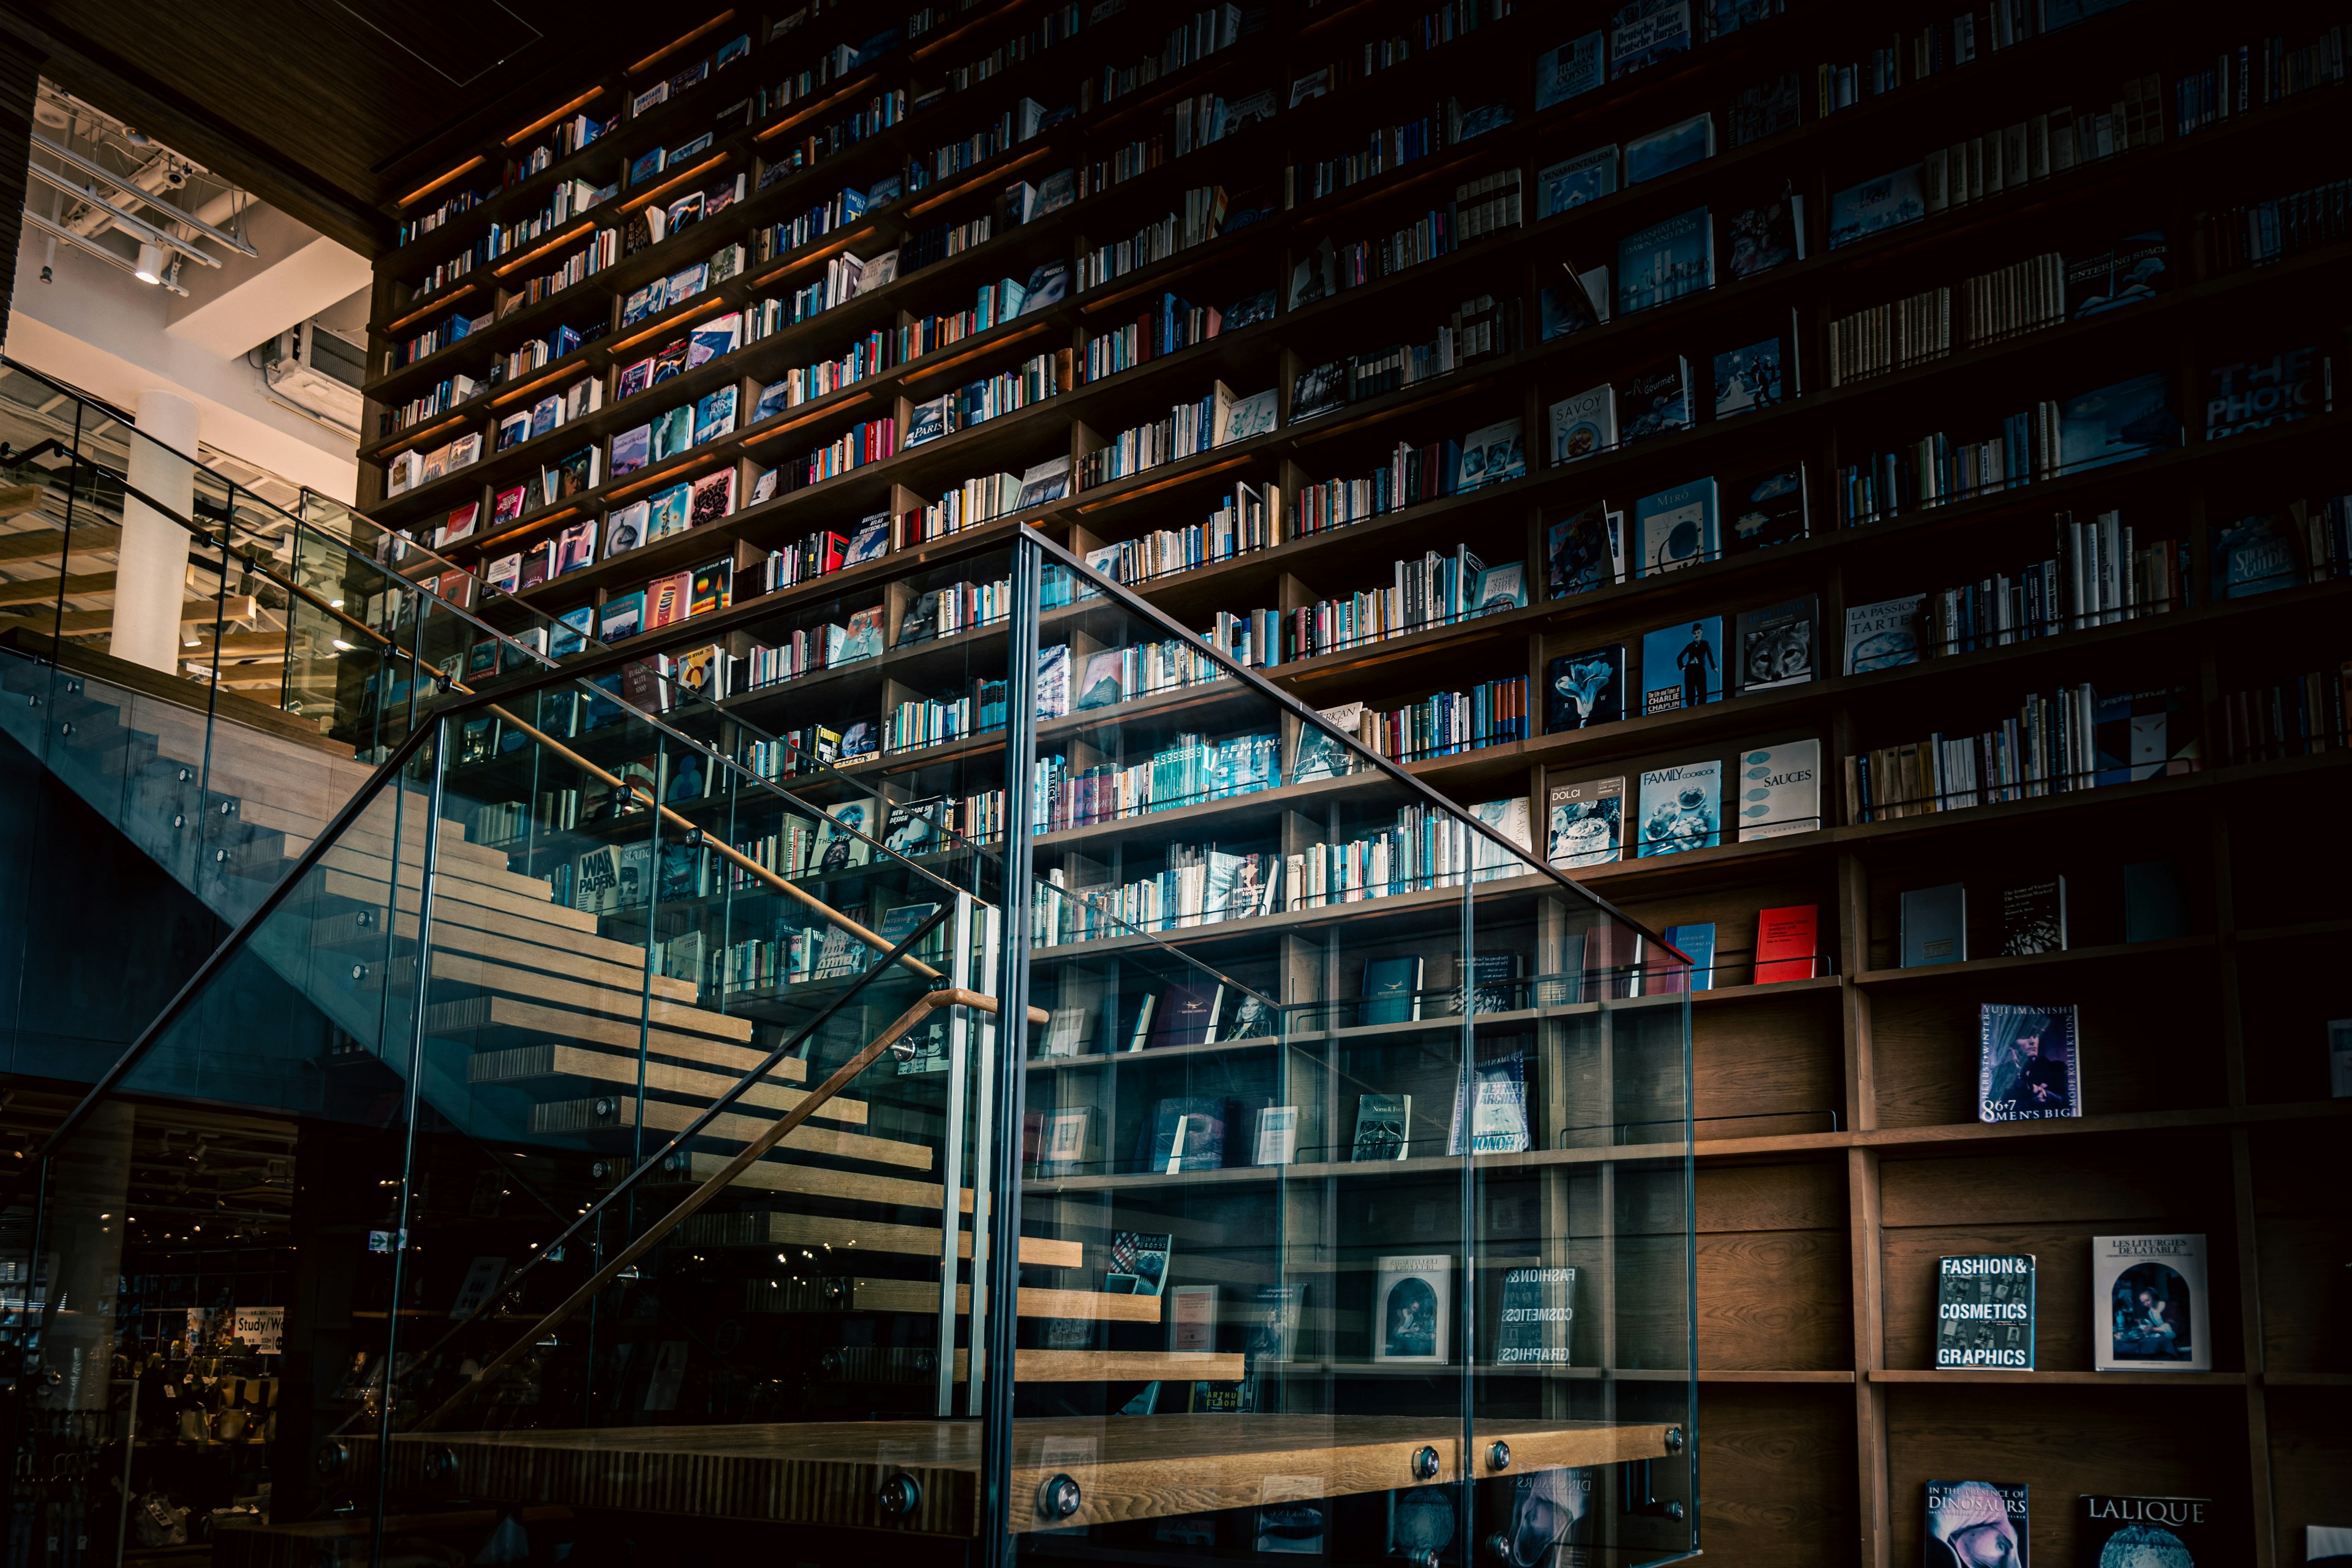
[549,606,594,657]
[1827,165,1926,249]
[1635,760,1721,858]
[1638,616,1724,714]
[1900,883,1967,967]
[2203,345,2327,441]
[1633,479,1719,578]
[2209,511,2301,598]
[1536,146,1619,219]
[1610,0,1691,77]
[1360,956,1423,1026]
[1616,208,1713,314]
[1713,336,1785,418]
[1535,32,1605,107]
[1660,923,1716,991]
[1545,645,1625,732]
[1721,461,1808,553]
[1623,113,1714,184]
[2058,372,2180,474]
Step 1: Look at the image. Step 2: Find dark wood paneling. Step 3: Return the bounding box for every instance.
[1695,1384,1858,1568]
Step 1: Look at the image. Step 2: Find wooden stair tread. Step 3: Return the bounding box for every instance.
[680,1151,945,1210]
[469,1043,856,1123]
[422,993,763,1063]
[355,916,697,1003]
[391,950,722,1029]
[531,1098,927,1170]
[318,865,598,934]
[680,1208,1069,1264]
[851,1278,1159,1322]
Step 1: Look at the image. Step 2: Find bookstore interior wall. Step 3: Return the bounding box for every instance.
[359,0,2352,1562]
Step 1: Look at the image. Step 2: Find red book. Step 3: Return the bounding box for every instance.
[1753,905,1820,984]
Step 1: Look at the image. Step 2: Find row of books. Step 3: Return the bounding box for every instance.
[1542,742,1822,867]
[1031,729,1281,840]
[1077,382,1276,487]
[1844,683,2194,822]
[2217,662,2352,764]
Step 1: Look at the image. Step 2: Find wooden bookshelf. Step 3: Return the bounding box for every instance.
[360,1,2352,1565]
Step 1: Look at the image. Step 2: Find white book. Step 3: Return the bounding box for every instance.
[2091,1234,2211,1372]
[1253,1104,1298,1166]
[1547,384,1616,464]
[1372,1254,1452,1363]
[1735,738,1822,840]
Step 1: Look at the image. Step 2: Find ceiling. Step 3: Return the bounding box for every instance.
[0,0,650,255]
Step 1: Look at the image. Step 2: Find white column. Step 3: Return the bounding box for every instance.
[108,387,200,673]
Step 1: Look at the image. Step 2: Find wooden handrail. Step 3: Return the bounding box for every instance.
[410,986,1005,1432]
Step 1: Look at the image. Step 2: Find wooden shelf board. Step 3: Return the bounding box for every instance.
[1853,934,2214,987]
[1868,1369,2248,1387]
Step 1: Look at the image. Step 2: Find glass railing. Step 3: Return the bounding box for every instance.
[2,529,1695,1565]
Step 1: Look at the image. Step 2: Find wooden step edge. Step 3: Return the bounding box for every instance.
[852,1279,1159,1321]
[467,1043,862,1124]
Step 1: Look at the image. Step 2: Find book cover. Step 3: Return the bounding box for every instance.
[2203,345,2329,441]
[1640,617,1723,713]
[1169,1284,1218,1352]
[1294,701,1362,782]
[1619,356,1694,443]
[1828,165,1926,249]
[2091,1233,2209,1371]
[2060,371,2182,472]
[1617,208,1713,313]
[1662,922,1715,990]
[1253,1105,1298,1166]
[1977,1003,2080,1121]
[1137,1097,1227,1172]
[1609,0,1692,76]
[1494,1264,1575,1365]
[2067,230,2169,317]
[650,404,693,461]
[2122,859,2185,942]
[2078,1496,2215,1564]
[1448,1048,1529,1155]
[1540,263,1610,339]
[1106,1230,1172,1295]
[1754,903,1819,982]
[1546,644,1625,731]
[1727,181,1806,278]
[1074,649,1125,710]
[1149,979,1220,1049]
[2331,1018,2352,1098]
[1289,358,1347,421]
[1714,336,1787,418]
[843,512,891,566]
[1036,644,1071,717]
[1936,1255,2035,1369]
[692,386,737,444]
[1998,878,2067,956]
[1246,1283,1305,1367]
[1036,1106,1099,1176]
[1373,1254,1451,1362]
[1351,1091,1411,1160]
[1017,456,1072,508]
[1457,418,1526,490]
[598,590,644,643]
[1637,760,1721,856]
[1536,145,1618,217]
[603,500,649,559]
[1548,385,1616,464]
[647,482,692,539]
[1360,956,1423,1025]
[1547,774,1625,868]
[2207,510,2302,598]
[1634,479,1717,576]
[1844,594,1925,673]
[1220,388,1280,444]
[1724,462,1808,556]
[1736,738,1821,840]
[1901,883,1967,967]
[1534,32,1604,107]
[1471,562,1525,614]
[1545,503,1623,598]
[1922,1480,2028,1566]
[1624,111,1713,184]
[1735,595,1816,692]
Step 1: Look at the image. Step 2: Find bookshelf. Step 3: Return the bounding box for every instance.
[359,0,2352,1563]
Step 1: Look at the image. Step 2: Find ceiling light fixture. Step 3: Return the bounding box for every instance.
[134,241,163,284]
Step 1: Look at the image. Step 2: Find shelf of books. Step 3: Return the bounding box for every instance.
[356,0,2352,1561]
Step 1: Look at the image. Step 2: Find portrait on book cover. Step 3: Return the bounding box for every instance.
[2108,1261,2193,1363]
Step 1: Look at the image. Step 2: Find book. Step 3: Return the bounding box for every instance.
[1246,1283,1304,1368]
[843,513,891,566]
[1137,1096,1229,1172]
[2092,1233,2210,1371]
[1546,774,1625,868]
[1754,903,1819,982]
[1351,1092,1411,1160]
[1547,385,1616,464]
[1634,480,1718,575]
[1035,644,1071,717]
[1735,738,1820,840]
[1639,617,1722,713]
[2122,860,2185,942]
[1289,358,1347,422]
[1465,951,1518,1014]
[1540,262,1611,339]
[1844,594,1925,673]
[650,404,693,461]
[1534,32,1604,107]
[1169,1284,1218,1353]
[1714,336,1788,418]
[647,483,692,540]
[598,591,644,643]
[1106,1231,1172,1295]
[1726,182,1806,279]
[1543,491,1626,597]
[1536,146,1618,217]
[1471,562,1526,614]
[1617,207,1713,314]
[1619,357,1694,443]
[1828,165,1926,249]
[1494,1264,1575,1365]
[1977,1003,2080,1121]
[1253,1105,1298,1166]
[2067,230,2169,317]
[1546,645,1625,731]
[1360,956,1422,1025]
[1448,1047,1528,1155]
[603,500,649,558]
[1636,760,1721,856]
[2207,510,2303,598]
[1017,456,1071,508]
[1721,460,1808,554]
[1936,1255,2035,1369]
[1901,884,1967,967]
[1923,1480,2029,1566]
[1036,1106,1099,1176]
[1735,596,1816,692]
[1292,702,1361,782]
[1219,388,1279,444]
[2332,1019,2352,1098]
[2203,344,2330,442]
[692,386,737,443]
[1997,879,2067,956]
[1610,0,1691,76]
[2310,1525,2352,1562]
[1148,980,1220,1050]
[1373,1254,1451,1362]
[2061,371,2182,472]
[1623,112,1713,184]
[2078,1496,2215,1564]
[1457,418,1526,490]
[1661,922,1714,990]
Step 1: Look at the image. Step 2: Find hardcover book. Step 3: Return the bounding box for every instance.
[1253,1105,1298,1166]
[1351,1092,1412,1160]
[2078,1496,2214,1564]
[1640,617,1722,713]
[1618,357,1693,443]
[1901,883,1967,967]
[1977,1003,2080,1121]
[2332,1018,2352,1098]
[1373,1254,1451,1362]
[1247,1283,1305,1364]
[1754,903,1819,982]
[2123,859,2185,942]
[1735,738,1820,840]
[1540,263,1611,339]
[1137,1096,1229,1172]
[1169,1284,1217,1352]
[1289,358,1347,421]
[2060,371,2182,472]
[1546,645,1625,731]
[1623,112,1713,184]
[1935,1255,2035,1369]
[1106,1231,1172,1295]
[2091,1233,2209,1371]
[1636,760,1721,856]
[1735,595,1816,691]
[1534,32,1605,106]
[1726,182,1806,278]
[2202,344,2330,442]
[1617,208,1713,313]
[1457,418,1527,490]
[1721,460,1807,552]
[1659,922,1715,991]
[1545,503,1623,597]
[1922,1480,2028,1566]
[2067,230,2169,316]
[1536,145,1618,217]
[1447,1047,1529,1155]
[1360,956,1423,1025]
[1494,1264,1575,1365]
[1609,0,1691,76]
[1844,594,1925,673]
[1998,878,2067,955]
[603,500,649,558]
[1547,385,1616,464]
[1634,479,1719,576]
[1547,774,1625,868]
[1829,165,1926,249]
[2207,510,2302,598]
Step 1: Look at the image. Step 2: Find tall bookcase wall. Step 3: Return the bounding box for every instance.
[362,1,2352,1565]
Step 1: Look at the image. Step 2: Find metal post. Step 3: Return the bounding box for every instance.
[935,891,974,1417]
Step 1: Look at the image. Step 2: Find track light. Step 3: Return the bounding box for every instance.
[134,241,163,285]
